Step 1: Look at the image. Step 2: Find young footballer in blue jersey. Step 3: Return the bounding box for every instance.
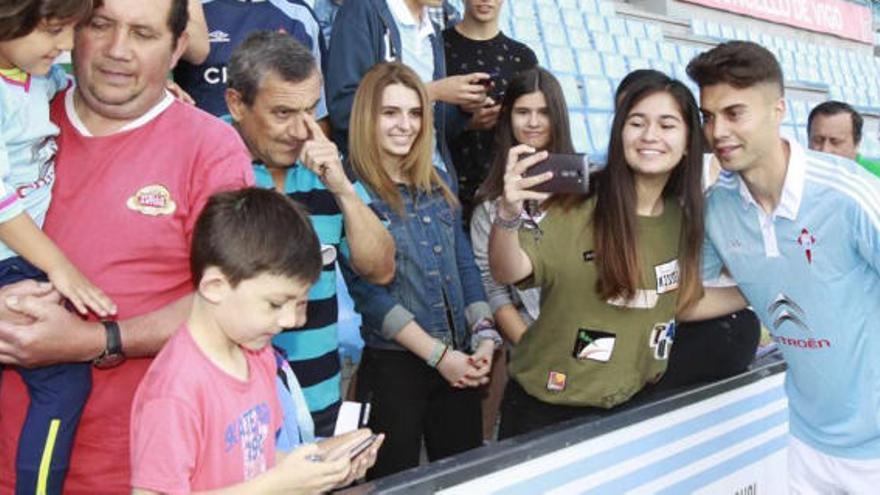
[0,0,117,492]
[688,41,880,492]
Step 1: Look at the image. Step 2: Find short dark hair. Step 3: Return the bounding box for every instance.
[166,0,188,44]
[227,30,317,107]
[0,0,93,41]
[190,188,322,287]
[686,41,784,95]
[807,100,863,145]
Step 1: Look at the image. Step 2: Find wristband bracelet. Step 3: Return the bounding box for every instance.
[435,345,449,367]
[471,328,503,351]
[426,340,448,368]
[493,200,523,230]
[493,214,523,230]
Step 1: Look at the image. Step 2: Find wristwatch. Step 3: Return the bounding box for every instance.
[93,320,126,369]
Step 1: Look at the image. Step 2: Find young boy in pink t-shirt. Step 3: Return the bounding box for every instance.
[130,188,380,494]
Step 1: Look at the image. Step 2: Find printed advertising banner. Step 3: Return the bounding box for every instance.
[681,0,873,44]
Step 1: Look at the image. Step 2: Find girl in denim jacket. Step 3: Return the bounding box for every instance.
[341,62,501,479]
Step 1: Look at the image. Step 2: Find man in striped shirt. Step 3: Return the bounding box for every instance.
[688,41,880,492]
[225,31,395,436]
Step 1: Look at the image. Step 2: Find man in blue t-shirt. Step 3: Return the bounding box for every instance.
[225,31,395,436]
[687,41,880,492]
[174,0,327,120]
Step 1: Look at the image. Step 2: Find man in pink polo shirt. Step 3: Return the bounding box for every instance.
[0,0,253,492]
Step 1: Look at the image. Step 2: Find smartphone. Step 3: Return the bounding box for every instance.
[325,434,379,462]
[347,434,378,459]
[479,71,504,103]
[522,153,591,194]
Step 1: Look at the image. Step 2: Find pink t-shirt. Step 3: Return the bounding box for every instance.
[0,90,254,494]
[130,327,283,494]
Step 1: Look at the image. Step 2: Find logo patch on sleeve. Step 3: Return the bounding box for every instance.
[648,321,676,360]
[126,184,176,216]
[654,259,680,294]
[547,371,567,392]
[572,328,616,362]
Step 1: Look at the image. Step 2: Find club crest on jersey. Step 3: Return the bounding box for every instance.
[127,184,176,216]
[797,228,816,264]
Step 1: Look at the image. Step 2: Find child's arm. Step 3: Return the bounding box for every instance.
[131,444,350,495]
[0,213,116,316]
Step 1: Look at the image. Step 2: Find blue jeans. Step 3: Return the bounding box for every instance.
[0,256,91,495]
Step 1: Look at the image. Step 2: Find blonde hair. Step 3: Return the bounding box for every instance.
[349,62,457,216]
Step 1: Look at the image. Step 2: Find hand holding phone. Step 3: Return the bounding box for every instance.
[324,432,379,462]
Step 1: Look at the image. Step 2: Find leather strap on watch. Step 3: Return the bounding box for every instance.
[93,320,125,369]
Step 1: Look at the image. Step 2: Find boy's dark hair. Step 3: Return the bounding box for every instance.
[686,41,784,95]
[807,100,863,145]
[190,188,322,287]
[0,0,93,41]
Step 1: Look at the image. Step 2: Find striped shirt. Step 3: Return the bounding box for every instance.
[253,163,370,436]
[702,139,880,459]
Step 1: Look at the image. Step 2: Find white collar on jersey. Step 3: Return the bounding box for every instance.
[65,85,175,137]
[386,0,434,39]
[735,138,805,221]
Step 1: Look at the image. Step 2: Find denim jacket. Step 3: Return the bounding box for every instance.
[340,183,491,352]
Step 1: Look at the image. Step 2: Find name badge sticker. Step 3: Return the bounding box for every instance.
[654,259,680,294]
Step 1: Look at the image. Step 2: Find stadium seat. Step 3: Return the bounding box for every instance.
[606,17,627,36]
[659,42,679,63]
[537,3,562,26]
[637,39,660,61]
[598,0,616,17]
[512,2,534,20]
[795,126,808,147]
[578,51,604,77]
[645,23,663,41]
[780,124,797,145]
[704,20,722,39]
[562,9,586,31]
[583,77,615,111]
[512,18,541,44]
[626,19,647,39]
[567,25,592,50]
[691,18,708,37]
[584,13,607,33]
[558,74,585,110]
[548,46,578,74]
[543,24,569,47]
[532,45,547,67]
[601,53,629,79]
[592,32,616,53]
[783,99,795,125]
[587,112,613,154]
[628,57,652,71]
[789,100,810,127]
[615,35,639,58]
[720,24,736,40]
[579,0,600,15]
[569,112,591,154]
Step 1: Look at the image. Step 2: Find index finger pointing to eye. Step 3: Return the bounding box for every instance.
[303,113,328,142]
